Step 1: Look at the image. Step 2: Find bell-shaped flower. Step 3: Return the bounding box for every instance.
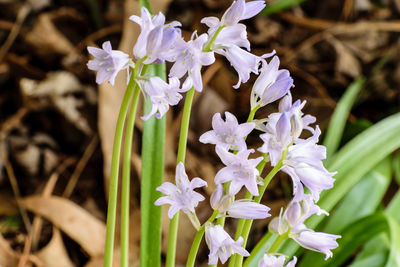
[140,76,182,120]
[199,112,255,151]
[283,128,336,201]
[205,223,250,265]
[210,185,270,219]
[289,224,340,260]
[258,254,297,267]
[284,194,328,228]
[201,0,266,32]
[251,56,293,109]
[154,162,207,219]
[87,41,130,85]
[215,147,263,196]
[130,7,181,63]
[169,33,215,92]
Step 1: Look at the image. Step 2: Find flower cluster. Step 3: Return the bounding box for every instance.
[87,1,341,266]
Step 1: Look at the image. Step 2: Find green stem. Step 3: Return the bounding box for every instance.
[103,73,137,267]
[166,87,196,267]
[268,232,289,253]
[120,81,141,267]
[186,210,219,267]
[203,25,225,52]
[243,232,274,267]
[233,153,286,267]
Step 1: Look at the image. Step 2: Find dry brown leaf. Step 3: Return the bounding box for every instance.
[20,71,94,135]
[23,195,106,257]
[35,227,74,267]
[25,12,74,56]
[0,233,19,267]
[327,35,361,78]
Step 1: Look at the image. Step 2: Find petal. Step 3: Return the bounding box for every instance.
[190,177,207,189]
[201,16,220,28]
[199,131,218,145]
[241,1,266,20]
[215,167,234,184]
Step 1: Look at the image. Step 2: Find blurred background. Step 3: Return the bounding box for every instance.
[0,0,399,266]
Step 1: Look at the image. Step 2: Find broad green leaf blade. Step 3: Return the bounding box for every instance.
[393,151,400,185]
[323,156,391,234]
[140,63,166,267]
[385,215,400,267]
[299,213,389,267]
[351,191,400,266]
[323,77,365,160]
[349,252,388,267]
[280,112,400,257]
[261,0,309,15]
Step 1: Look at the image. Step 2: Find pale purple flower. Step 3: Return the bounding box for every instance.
[210,185,270,219]
[87,41,130,85]
[227,200,270,219]
[258,254,297,267]
[154,162,207,218]
[284,194,328,228]
[199,112,255,151]
[289,225,340,260]
[283,128,336,201]
[169,33,215,92]
[251,56,294,109]
[205,223,250,265]
[201,0,266,30]
[215,147,263,196]
[130,7,181,63]
[201,0,266,88]
[140,76,182,120]
[218,44,263,88]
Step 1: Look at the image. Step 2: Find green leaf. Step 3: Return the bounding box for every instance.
[393,151,400,185]
[139,0,153,13]
[140,63,166,267]
[323,77,365,160]
[385,215,400,267]
[280,112,400,257]
[323,156,392,234]
[261,0,309,15]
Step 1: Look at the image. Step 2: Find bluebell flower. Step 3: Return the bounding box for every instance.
[258,254,297,267]
[87,41,130,85]
[169,33,215,92]
[215,147,263,196]
[199,112,255,151]
[140,76,182,120]
[154,162,207,219]
[205,223,250,265]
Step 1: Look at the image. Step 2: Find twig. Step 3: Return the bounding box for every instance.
[3,160,32,233]
[0,4,30,63]
[63,135,99,198]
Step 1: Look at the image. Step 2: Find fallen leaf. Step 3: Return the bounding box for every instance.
[0,233,18,267]
[327,35,361,78]
[23,195,106,257]
[20,71,94,135]
[35,227,74,267]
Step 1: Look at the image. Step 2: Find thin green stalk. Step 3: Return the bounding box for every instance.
[243,232,274,267]
[120,81,141,267]
[186,210,219,267]
[166,87,196,267]
[234,152,286,267]
[103,73,137,267]
[268,232,289,253]
[203,26,225,52]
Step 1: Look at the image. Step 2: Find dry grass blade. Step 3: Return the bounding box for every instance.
[0,234,19,267]
[23,196,106,257]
